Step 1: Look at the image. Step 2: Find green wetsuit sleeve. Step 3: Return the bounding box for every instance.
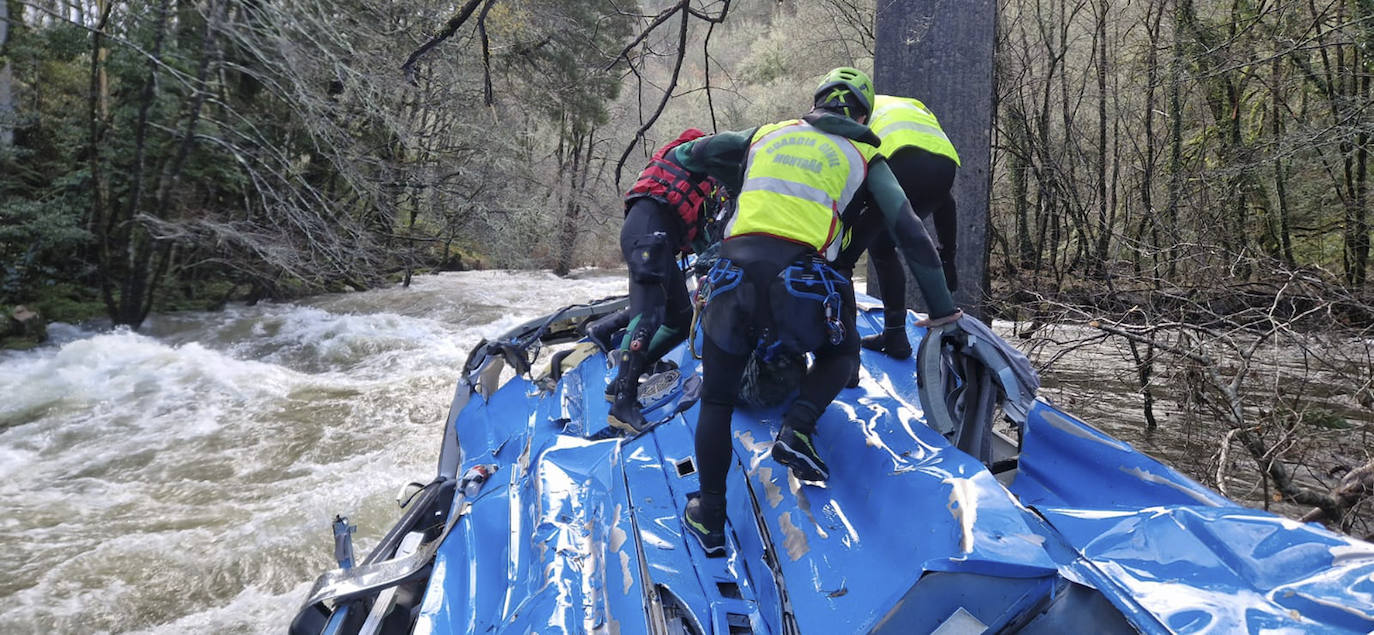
[867,159,958,318]
[672,129,755,194]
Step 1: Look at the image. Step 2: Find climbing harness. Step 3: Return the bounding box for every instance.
[689,257,742,360]
[776,258,848,348]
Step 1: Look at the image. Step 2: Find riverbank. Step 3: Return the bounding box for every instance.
[0,260,486,350]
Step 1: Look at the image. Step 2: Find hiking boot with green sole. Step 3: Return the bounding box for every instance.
[683,494,726,558]
[771,424,830,482]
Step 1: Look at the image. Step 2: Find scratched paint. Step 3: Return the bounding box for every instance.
[757,466,785,508]
[609,504,627,552]
[826,500,861,547]
[735,429,774,472]
[945,477,979,553]
[787,472,830,540]
[779,512,811,561]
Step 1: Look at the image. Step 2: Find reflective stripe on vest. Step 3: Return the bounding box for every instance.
[870,95,960,165]
[727,120,875,259]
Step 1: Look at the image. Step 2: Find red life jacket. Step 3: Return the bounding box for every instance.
[625,128,717,247]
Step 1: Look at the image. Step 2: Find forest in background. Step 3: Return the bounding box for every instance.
[1,1,1371,534]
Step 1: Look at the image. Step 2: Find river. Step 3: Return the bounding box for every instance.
[0,269,1366,633]
[0,270,628,633]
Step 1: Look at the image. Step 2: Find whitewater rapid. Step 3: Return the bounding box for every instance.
[0,270,628,634]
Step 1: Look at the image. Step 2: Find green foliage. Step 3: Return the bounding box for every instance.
[25,282,105,324]
[1301,409,1354,430]
[494,0,633,133]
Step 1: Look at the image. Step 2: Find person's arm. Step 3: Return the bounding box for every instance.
[865,159,959,319]
[672,129,755,195]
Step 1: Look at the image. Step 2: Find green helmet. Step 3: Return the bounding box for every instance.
[813,67,875,120]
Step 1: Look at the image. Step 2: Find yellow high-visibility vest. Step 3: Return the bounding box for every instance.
[870,95,960,165]
[728,120,878,259]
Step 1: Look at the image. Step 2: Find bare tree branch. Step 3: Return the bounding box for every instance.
[401,0,487,87]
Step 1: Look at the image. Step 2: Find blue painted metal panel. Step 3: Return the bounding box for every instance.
[1013,400,1232,509]
[1036,505,1374,633]
[723,382,1067,632]
[408,299,1374,634]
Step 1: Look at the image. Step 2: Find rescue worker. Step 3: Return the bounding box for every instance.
[672,68,963,556]
[836,93,962,375]
[607,129,723,434]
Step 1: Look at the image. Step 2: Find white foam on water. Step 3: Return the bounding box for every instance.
[131,581,313,635]
[0,270,628,632]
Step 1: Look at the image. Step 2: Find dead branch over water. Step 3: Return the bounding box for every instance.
[993,263,1374,538]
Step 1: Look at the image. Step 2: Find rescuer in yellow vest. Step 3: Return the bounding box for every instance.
[667,67,963,557]
[835,94,962,370]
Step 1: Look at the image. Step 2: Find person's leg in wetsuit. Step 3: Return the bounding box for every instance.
[770,289,859,477]
[885,146,958,293]
[685,236,856,556]
[608,198,693,433]
[860,233,914,359]
[684,335,749,557]
[845,147,958,364]
[584,306,631,353]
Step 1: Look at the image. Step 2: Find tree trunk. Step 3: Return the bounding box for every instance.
[1271,55,1294,266]
[1010,110,1034,269]
[1134,0,1164,278]
[554,131,589,276]
[88,0,116,313]
[0,0,13,147]
[109,0,172,327]
[1351,1,1374,285]
[1167,0,1184,278]
[875,0,996,317]
[1348,47,1370,285]
[1091,0,1110,277]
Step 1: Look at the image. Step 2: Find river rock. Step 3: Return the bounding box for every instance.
[2,305,46,347]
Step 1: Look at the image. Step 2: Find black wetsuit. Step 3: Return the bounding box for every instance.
[618,197,693,357]
[836,146,959,331]
[694,236,860,497]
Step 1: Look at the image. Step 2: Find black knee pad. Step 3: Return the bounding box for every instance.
[626,232,672,283]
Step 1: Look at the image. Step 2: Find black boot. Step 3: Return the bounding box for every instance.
[846,361,861,388]
[683,492,726,557]
[583,307,631,353]
[604,372,621,403]
[860,326,912,360]
[608,349,650,433]
[772,422,830,482]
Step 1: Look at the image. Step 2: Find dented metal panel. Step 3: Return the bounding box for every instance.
[407,300,1374,634]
